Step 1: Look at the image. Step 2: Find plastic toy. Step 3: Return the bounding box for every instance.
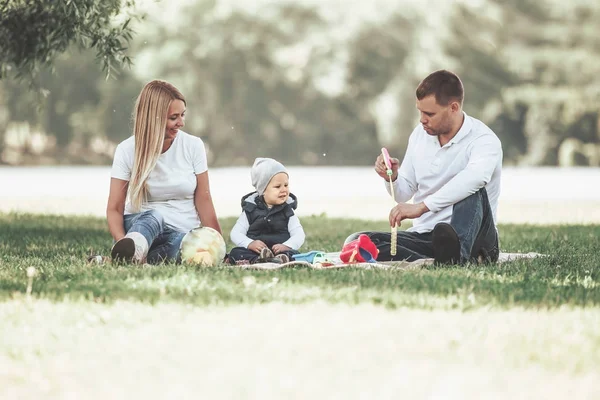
[339,234,379,263]
[381,147,397,256]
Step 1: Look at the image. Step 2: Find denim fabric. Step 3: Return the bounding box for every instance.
[123,210,186,264]
[451,187,498,263]
[345,188,499,263]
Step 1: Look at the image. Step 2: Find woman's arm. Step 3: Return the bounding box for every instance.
[106,178,129,241]
[194,171,222,234]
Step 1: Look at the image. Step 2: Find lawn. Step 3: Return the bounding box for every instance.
[1,212,599,399]
[1,213,599,308]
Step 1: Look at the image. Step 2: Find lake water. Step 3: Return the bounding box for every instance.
[1,166,599,224]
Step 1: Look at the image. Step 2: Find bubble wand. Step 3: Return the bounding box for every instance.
[381,148,397,256]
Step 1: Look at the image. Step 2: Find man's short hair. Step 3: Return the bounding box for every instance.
[416,70,464,106]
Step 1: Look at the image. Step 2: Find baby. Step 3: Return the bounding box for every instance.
[229,158,305,264]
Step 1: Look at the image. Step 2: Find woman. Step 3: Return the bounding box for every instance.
[106,80,221,264]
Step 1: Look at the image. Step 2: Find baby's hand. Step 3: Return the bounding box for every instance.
[272,244,291,254]
[248,240,268,254]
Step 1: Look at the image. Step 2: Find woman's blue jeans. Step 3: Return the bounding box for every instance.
[122,210,186,264]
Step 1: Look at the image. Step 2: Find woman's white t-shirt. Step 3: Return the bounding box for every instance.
[110,131,208,233]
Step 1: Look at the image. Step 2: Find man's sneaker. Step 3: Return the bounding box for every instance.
[275,254,290,263]
[475,247,499,264]
[432,223,461,265]
[111,232,149,264]
[259,247,274,261]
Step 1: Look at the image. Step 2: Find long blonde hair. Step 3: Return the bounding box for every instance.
[128,80,186,211]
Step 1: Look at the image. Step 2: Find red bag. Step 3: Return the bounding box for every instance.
[340,234,379,263]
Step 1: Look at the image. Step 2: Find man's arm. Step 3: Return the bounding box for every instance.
[383,131,418,203]
[424,136,502,213]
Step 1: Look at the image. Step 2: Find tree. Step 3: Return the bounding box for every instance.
[0,44,144,164]
[345,14,418,157]
[136,1,383,166]
[493,0,600,165]
[446,0,600,165]
[444,4,522,161]
[0,0,137,81]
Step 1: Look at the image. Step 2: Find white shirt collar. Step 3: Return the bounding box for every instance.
[434,111,472,147]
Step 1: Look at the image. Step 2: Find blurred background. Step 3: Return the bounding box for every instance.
[1,0,599,224]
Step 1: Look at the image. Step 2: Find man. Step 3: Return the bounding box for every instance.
[346,70,502,264]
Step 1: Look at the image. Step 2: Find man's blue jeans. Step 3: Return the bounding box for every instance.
[345,188,499,263]
[122,210,186,264]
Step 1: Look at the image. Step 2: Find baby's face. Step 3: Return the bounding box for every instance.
[263,173,289,206]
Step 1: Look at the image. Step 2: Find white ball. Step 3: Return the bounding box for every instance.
[180,227,226,267]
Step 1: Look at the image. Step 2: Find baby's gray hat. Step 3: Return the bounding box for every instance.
[251,157,288,195]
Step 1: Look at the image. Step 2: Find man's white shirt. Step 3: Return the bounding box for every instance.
[387,112,502,233]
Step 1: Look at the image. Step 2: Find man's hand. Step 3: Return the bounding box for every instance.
[389,202,429,226]
[272,244,291,254]
[248,240,268,254]
[375,154,400,182]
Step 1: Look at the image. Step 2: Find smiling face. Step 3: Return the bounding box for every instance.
[165,99,186,141]
[263,172,289,207]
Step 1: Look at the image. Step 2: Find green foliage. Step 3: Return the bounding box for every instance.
[446,0,600,165]
[1,0,600,166]
[0,0,136,81]
[139,2,383,166]
[1,213,599,309]
[0,44,143,162]
[346,15,414,101]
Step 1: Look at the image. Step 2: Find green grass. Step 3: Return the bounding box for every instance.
[1,212,600,399]
[0,212,599,309]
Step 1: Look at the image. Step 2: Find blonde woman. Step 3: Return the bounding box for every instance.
[106,80,221,264]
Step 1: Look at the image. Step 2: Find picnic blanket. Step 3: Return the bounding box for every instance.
[88,251,543,269]
[237,252,544,270]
